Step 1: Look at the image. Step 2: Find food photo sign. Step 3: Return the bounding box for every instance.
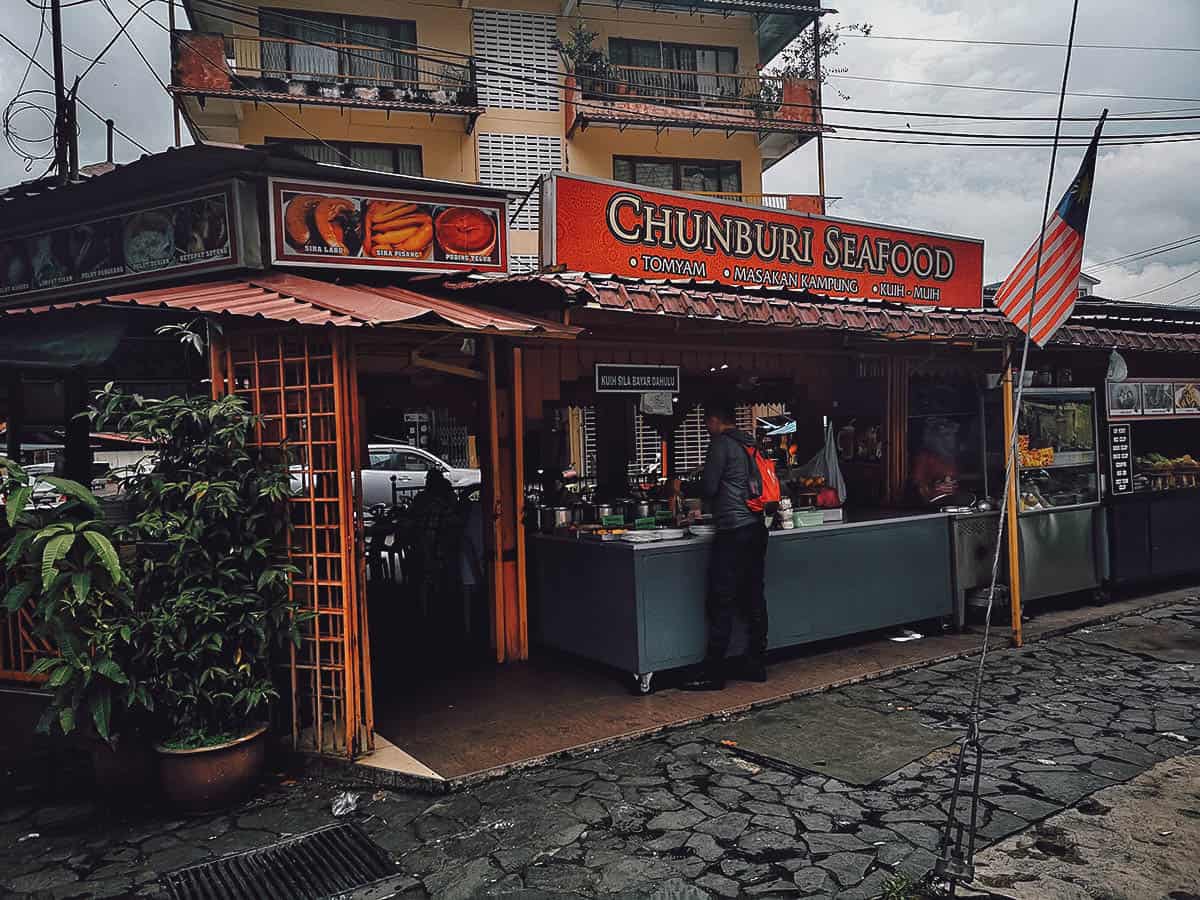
[540,173,985,310]
[0,188,235,300]
[269,178,508,275]
[1107,379,1200,420]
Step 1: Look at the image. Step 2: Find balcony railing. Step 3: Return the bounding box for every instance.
[580,63,786,116]
[233,34,476,103]
[173,31,478,108]
[692,192,827,214]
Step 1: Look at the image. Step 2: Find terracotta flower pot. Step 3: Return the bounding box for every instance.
[155,724,268,813]
[91,738,157,802]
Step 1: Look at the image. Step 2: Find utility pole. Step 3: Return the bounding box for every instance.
[812,17,826,215]
[168,0,181,147]
[50,0,69,184]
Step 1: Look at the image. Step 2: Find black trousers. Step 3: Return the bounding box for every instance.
[705,522,769,664]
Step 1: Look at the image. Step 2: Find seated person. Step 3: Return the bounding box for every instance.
[911,417,967,506]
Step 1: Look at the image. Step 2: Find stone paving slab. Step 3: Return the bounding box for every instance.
[702,695,954,786]
[1068,621,1200,662]
[1,598,1197,900]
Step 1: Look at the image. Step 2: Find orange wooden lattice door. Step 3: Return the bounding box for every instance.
[212,328,373,757]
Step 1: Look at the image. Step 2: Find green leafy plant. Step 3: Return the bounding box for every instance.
[91,385,301,749]
[0,459,148,744]
[552,18,615,94]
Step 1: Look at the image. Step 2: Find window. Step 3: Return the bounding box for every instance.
[268,139,422,175]
[614,157,741,194]
[609,38,738,101]
[473,9,558,110]
[259,10,417,87]
[396,452,439,472]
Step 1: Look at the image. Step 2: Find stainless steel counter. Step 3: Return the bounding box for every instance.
[531,509,955,693]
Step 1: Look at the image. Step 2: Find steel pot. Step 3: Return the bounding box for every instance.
[627,500,652,520]
[570,503,586,524]
[593,503,616,521]
[549,507,573,531]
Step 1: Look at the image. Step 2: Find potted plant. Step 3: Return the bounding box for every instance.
[552,19,615,97]
[92,385,301,812]
[0,459,154,797]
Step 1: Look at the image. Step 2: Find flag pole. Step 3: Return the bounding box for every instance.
[1002,347,1023,646]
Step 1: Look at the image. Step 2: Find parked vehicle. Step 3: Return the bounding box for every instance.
[289,443,481,508]
[362,444,480,508]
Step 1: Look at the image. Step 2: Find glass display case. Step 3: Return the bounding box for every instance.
[985,387,1100,513]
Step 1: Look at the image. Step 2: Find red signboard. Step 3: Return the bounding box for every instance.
[541,174,984,309]
[269,177,508,275]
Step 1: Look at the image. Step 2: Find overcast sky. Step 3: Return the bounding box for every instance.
[1,0,1198,301]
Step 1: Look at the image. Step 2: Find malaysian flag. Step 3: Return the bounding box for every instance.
[994,112,1107,346]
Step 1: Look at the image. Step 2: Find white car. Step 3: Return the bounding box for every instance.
[361,445,480,508]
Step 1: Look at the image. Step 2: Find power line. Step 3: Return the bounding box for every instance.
[95,0,169,91]
[0,30,152,153]
[843,32,1200,53]
[832,73,1200,105]
[127,5,360,168]
[1085,235,1200,273]
[822,133,1200,148]
[175,0,1200,144]
[1119,267,1200,300]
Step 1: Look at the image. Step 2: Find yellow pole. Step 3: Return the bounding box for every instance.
[1002,358,1024,647]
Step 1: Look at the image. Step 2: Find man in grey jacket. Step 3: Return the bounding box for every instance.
[683,401,769,691]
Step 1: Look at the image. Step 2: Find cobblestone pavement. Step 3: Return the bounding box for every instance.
[2,601,1198,899]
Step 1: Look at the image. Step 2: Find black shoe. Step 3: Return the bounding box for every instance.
[681,674,726,691]
[733,659,767,683]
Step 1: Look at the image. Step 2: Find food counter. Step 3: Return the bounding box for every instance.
[1104,378,1200,584]
[531,510,954,693]
[985,387,1107,601]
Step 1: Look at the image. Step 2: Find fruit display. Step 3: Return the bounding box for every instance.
[1019,445,1056,468]
[797,475,826,490]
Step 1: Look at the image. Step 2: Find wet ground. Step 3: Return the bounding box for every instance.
[1,599,1198,899]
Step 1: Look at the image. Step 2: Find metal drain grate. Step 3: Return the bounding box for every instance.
[163,823,395,900]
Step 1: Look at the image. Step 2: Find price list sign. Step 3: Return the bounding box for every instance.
[1109,423,1133,494]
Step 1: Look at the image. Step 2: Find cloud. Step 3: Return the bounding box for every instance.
[766,0,1200,300]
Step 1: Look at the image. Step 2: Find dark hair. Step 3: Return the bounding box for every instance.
[705,401,736,424]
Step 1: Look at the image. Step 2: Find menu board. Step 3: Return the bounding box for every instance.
[268,178,508,275]
[0,190,235,300]
[1108,379,1200,420]
[1109,423,1132,494]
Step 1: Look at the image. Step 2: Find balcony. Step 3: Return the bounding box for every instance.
[170,31,483,132]
[564,67,825,168]
[560,1,827,63]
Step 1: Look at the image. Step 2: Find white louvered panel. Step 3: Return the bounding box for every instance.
[628,409,662,479]
[672,405,710,475]
[472,8,559,110]
[509,254,539,273]
[477,133,562,230]
[582,406,597,479]
[736,404,755,434]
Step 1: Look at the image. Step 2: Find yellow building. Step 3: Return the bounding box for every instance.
[174,0,825,265]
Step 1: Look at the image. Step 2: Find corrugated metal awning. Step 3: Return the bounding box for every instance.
[446,272,1200,353]
[0,273,580,338]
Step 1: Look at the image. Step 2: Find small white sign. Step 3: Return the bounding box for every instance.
[640,391,674,415]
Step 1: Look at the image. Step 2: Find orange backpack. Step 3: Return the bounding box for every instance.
[743,445,781,513]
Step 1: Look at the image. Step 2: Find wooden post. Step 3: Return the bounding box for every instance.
[512,346,528,661]
[1002,359,1024,647]
[63,370,91,484]
[484,337,505,663]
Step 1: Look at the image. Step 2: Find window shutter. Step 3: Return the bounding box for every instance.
[472,8,559,110]
[672,405,711,474]
[477,133,562,230]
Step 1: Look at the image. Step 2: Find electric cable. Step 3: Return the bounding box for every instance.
[126,8,361,168]
[186,0,1200,128]
[1118,267,1200,300]
[832,73,1200,105]
[95,0,170,91]
[170,0,1200,145]
[841,32,1200,53]
[0,31,152,153]
[1085,235,1200,273]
